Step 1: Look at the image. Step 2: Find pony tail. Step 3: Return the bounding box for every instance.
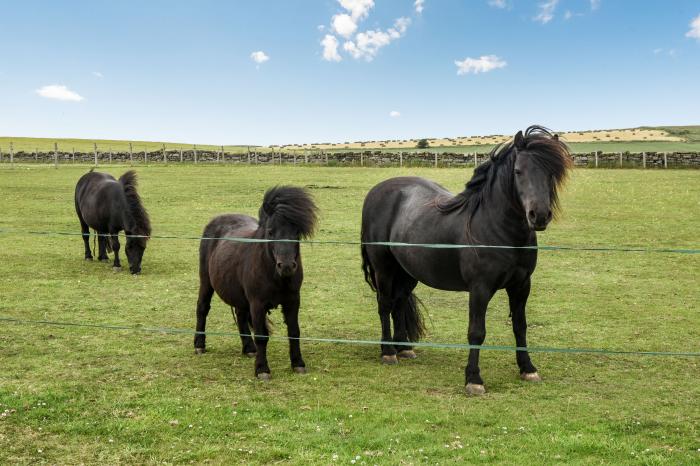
[405,293,426,342]
[361,244,377,292]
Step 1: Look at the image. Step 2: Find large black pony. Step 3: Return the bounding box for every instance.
[361,126,572,394]
[74,170,151,274]
[194,186,318,380]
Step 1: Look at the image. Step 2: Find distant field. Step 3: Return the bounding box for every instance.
[0,165,698,464]
[2,126,700,155]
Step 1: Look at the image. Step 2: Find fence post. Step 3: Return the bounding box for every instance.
[129,143,133,166]
[473,152,477,167]
[94,143,98,166]
[594,151,598,168]
[35,148,38,162]
[324,150,328,165]
[163,144,167,164]
[194,145,198,164]
[304,151,308,164]
[255,151,259,164]
[72,147,75,164]
[179,147,183,163]
[619,152,622,168]
[434,152,438,168]
[109,146,112,164]
[10,142,14,168]
[293,151,297,165]
[642,152,646,169]
[400,152,403,167]
[360,151,364,167]
[54,142,58,169]
[145,147,149,165]
[247,146,251,164]
[663,152,667,168]
[221,145,224,163]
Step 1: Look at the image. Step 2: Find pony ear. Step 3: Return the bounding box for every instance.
[514,130,525,149]
[552,133,559,141]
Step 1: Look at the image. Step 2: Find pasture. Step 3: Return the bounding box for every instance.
[0,164,698,464]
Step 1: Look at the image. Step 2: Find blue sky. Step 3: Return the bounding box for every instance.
[1,1,699,145]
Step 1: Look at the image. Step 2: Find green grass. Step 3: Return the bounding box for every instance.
[0,165,698,464]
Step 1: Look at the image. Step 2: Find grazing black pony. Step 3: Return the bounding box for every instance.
[74,169,151,274]
[194,186,318,380]
[360,126,572,394]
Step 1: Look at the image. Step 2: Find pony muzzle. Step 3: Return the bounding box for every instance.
[276,260,297,277]
[527,208,552,231]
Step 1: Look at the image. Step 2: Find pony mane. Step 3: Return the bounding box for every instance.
[436,125,572,221]
[119,170,152,239]
[258,186,318,239]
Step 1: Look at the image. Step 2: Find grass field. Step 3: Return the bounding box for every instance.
[0,164,698,464]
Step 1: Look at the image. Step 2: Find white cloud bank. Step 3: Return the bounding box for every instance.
[455,55,507,75]
[250,51,270,64]
[534,0,558,24]
[35,84,84,102]
[321,0,412,62]
[686,14,700,40]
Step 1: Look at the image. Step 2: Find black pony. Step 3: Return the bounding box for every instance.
[361,126,572,394]
[194,186,318,380]
[74,170,151,274]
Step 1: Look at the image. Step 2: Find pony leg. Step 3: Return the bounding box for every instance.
[97,233,109,261]
[79,219,92,260]
[507,278,540,381]
[250,302,271,379]
[110,234,121,270]
[193,279,214,353]
[390,274,420,359]
[233,306,257,357]
[376,291,397,364]
[465,284,495,395]
[282,296,306,373]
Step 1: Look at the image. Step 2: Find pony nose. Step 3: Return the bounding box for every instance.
[276,261,297,275]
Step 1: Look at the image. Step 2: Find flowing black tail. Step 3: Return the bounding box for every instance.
[361,244,377,292]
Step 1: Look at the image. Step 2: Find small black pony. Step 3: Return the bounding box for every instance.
[194,186,318,380]
[361,126,572,394]
[74,169,151,274]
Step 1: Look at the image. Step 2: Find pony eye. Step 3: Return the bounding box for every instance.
[514,169,522,176]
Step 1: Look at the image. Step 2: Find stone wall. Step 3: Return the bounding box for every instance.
[1,149,699,168]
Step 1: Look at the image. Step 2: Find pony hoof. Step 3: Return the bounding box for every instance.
[520,372,542,382]
[397,350,417,359]
[194,347,206,355]
[99,258,109,263]
[381,355,398,365]
[257,372,271,381]
[293,366,307,374]
[465,383,486,396]
[244,352,257,358]
[112,266,122,272]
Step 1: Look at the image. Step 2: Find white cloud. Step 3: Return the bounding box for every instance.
[339,0,374,20]
[91,71,103,78]
[250,51,270,64]
[389,110,401,118]
[321,35,342,62]
[332,13,358,38]
[488,0,507,8]
[534,0,558,24]
[318,25,325,31]
[35,84,84,102]
[415,0,425,14]
[686,14,700,40]
[343,17,411,61]
[590,0,601,10]
[455,55,507,75]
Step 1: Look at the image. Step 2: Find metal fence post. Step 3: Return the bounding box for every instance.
[94,143,98,166]
[109,146,112,164]
[594,151,598,168]
[473,152,477,167]
[619,152,622,168]
[434,152,438,168]
[193,145,198,164]
[129,143,133,166]
[663,152,667,168]
[54,142,58,169]
[179,147,183,163]
[9,142,14,168]
[72,147,75,164]
[400,152,403,167]
[163,144,167,164]
[642,152,646,169]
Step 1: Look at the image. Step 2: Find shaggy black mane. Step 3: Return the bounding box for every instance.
[258,186,318,238]
[119,170,152,240]
[436,125,572,221]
